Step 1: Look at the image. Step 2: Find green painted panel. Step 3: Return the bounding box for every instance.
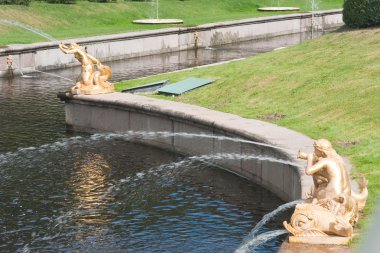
[122,80,168,93]
[157,77,214,95]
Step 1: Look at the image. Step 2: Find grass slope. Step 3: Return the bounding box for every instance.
[0,0,343,45]
[116,28,380,238]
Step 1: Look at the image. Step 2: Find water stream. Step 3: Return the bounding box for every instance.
[0,33,318,252]
[236,230,289,253]
[0,19,57,42]
[235,200,303,253]
[99,131,294,152]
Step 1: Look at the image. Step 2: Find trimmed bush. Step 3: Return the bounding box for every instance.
[343,0,369,28]
[0,0,31,5]
[88,0,117,2]
[45,0,76,3]
[366,0,380,25]
[343,0,380,28]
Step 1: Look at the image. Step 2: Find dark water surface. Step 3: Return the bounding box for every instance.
[0,138,286,252]
[0,34,312,252]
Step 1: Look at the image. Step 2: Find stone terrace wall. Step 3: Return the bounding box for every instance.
[58,92,315,202]
[0,9,343,77]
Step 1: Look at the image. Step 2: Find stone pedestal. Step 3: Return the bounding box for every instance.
[289,236,351,245]
[70,82,115,95]
[279,241,352,253]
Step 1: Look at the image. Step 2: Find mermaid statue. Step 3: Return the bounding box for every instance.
[283,139,368,244]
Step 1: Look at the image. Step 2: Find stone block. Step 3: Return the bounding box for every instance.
[173,122,214,156]
[283,165,296,201]
[0,55,8,70]
[36,48,68,68]
[66,103,129,133]
[92,43,110,60]
[18,53,34,68]
[90,107,130,132]
[178,32,194,50]
[260,160,287,200]
[129,111,173,148]
[127,39,145,55]
[66,103,92,128]
[267,161,285,197]
[279,241,352,252]
[241,142,266,179]
[213,134,242,174]
[289,236,352,246]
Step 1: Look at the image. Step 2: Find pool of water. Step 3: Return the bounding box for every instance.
[0,33,314,252]
[0,138,288,252]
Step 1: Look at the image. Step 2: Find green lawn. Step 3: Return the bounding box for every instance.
[116,28,380,241]
[0,0,343,45]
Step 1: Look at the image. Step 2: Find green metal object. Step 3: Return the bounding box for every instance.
[157,77,214,95]
[121,80,168,94]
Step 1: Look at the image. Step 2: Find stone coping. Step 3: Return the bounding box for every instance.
[58,92,315,197]
[0,9,342,56]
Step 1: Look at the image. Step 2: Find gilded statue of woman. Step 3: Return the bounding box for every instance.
[284,139,368,240]
[298,139,351,200]
[298,139,367,210]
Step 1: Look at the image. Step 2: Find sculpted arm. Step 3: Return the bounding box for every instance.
[86,54,100,65]
[59,43,71,54]
[298,150,319,165]
[59,43,82,55]
[305,159,329,175]
[298,150,308,160]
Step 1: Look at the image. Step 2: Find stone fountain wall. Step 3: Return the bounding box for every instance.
[0,9,343,77]
[58,92,315,202]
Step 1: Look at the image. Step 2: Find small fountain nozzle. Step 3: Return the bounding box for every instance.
[6,55,13,78]
[194,31,199,48]
[6,55,13,67]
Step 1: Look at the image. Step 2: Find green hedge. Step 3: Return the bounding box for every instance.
[366,0,380,25]
[45,0,76,3]
[0,0,31,5]
[88,0,117,2]
[343,0,380,28]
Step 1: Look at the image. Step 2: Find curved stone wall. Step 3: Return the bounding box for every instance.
[58,92,314,201]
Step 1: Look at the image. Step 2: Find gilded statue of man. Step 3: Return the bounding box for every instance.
[59,42,114,95]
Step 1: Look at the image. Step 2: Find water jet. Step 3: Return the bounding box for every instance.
[257,0,299,12]
[133,0,183,24]
[0,19,56,41]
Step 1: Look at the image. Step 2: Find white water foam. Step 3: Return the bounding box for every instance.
[236,229,289,253]
[235,200,303,253]
[88,131,293,152]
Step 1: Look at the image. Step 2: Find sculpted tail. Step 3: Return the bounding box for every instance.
[102,65,112,79]
[351,177,368,211]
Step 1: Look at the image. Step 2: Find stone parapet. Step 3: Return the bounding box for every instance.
[0,10,343,77]
[58,92,316,201]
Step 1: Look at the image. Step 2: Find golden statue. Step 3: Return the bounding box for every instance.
[59,42,114,95]
[284,139,368,244]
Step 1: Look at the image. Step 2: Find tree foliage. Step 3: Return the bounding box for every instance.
[88,0,117,2]
[0,0,31,6]
[44,0,76,3]
[343,0,380,28]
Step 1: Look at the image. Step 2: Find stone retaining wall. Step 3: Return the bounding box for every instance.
[58,92,315,202]
[0,9,343,77]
